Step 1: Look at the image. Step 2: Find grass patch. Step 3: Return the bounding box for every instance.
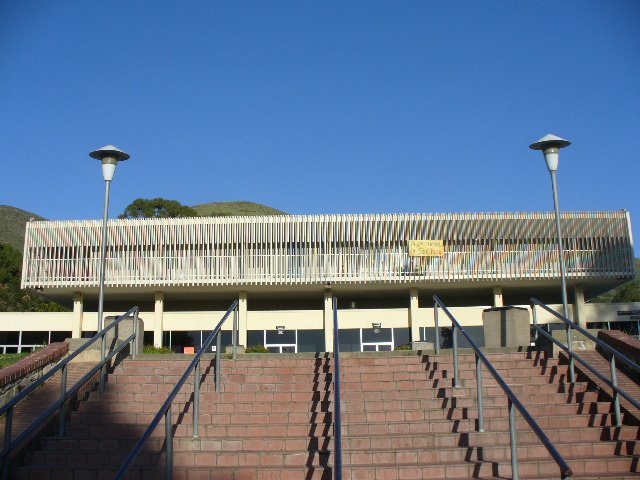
[245,345,269,353]
[143,345,174,354]
[0,352,32,369]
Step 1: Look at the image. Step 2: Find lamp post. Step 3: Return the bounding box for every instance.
[89,145,130,332]
[530,134,575,382]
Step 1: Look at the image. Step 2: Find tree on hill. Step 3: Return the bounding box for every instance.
[118,198,198,219]
[0,243,67,312]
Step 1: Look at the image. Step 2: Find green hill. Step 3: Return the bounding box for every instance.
[0,206,45,251]
[192,201,287,217]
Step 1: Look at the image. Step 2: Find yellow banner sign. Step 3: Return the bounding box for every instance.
[409,240,444,257]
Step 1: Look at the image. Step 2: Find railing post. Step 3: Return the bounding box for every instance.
[332,297,343,480]
[566,322,576,383]
[610,354,622,427]
[475,353,484,432]
[434,302,440,355]
[2,407,13,480]
[58,363,68,436]
[531,303,538,344]
[100,330,107,393]
[452,325,459,388]
[232,306,238,360]
[132,309,139,358]
[193,359,200,438]
[215,331,222,392]
[165,407,173,480]
[508,398,519,480]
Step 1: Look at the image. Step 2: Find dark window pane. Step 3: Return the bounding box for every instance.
[82,331,97,339]
[267,346,280,353]
[362,345,376,352]
[162,331,171,347]
[5,347,18,354]
[338,329,360,352]
[143,331,154,345]
[393,328,411,348]
[51,331,72,343]
[22,331,49,345]
[0,332,19,344]
[298,329,325,353]
[282,346,296,353]
[379,344,392,352]
[247,330,263,347]
[362,328,392,343]
[266,330,295,344]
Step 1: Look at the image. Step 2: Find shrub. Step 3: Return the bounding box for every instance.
[394,344,412,351]
[245,345,269,353]
[143,345,174,354]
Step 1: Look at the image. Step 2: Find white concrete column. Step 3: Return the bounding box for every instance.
[409,288,420,343]
[492,286,504,307]
[238,291,248,347]
[154,291,164,347]
[324,288,334,352]
[72,292,83,338]
[573,286,586,329]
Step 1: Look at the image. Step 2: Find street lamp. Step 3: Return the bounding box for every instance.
[529,134,571,318]
[530,134,574,382]
[89,145,130,332]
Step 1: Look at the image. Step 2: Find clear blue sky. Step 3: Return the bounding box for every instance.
[1,1,639,254]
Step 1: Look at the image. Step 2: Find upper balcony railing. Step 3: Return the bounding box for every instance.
[22,211,635,289]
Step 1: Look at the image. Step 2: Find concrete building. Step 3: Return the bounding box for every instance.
[1,210,635,354]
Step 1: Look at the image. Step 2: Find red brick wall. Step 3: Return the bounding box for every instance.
[0,342,69,388]
[597,330,640,360]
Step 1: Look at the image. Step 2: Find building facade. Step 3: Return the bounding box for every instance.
[7,210,636,353]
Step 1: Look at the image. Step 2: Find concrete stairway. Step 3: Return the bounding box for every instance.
[10,350,640,479]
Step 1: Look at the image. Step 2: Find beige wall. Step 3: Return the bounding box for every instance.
[2,302,639,340]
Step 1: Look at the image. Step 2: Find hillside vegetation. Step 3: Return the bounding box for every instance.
[192,201,287,217]
[0,206,45,251]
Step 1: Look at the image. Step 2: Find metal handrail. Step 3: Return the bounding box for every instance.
[0,306,140,479]
[115,300,238,480]
[531,297,640,427]
[332,298,343,480]
[433,295,572,480]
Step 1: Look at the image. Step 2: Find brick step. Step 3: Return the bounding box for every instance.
[339,401,618,424]
[101,381,332,394]
[79,397,334,414]
[67,421,333,439]
[15,464,333,480]
[340,412,631,436]
[435,380,592,398]
[38,434,333,454]
[108,374,333,387]
[25,446,332,470]
[70,410,333,427]
[342,455,640,479]
[90,389,334,404]
[338,366,570,384]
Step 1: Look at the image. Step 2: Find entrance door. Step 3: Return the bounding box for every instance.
[360,327,394,352]
[264,329,298,353]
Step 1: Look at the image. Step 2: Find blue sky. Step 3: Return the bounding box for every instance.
[1,1,639,253]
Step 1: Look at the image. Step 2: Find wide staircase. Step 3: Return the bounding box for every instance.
[10,349,640,479]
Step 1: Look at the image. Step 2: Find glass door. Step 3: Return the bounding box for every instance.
[360,327,394,352]
[264,329,297,353]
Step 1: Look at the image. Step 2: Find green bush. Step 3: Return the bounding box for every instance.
[245,345,269,353]
[394,344,412,351]
[143,345,174,354]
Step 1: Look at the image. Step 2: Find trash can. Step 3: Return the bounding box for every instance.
[482,306,530,348]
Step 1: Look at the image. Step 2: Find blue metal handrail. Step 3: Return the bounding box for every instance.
[434,295,572,480]
[115,300,238,480]
[531,297,640,427]
[332,298,343,480]
[0,305,140,479]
